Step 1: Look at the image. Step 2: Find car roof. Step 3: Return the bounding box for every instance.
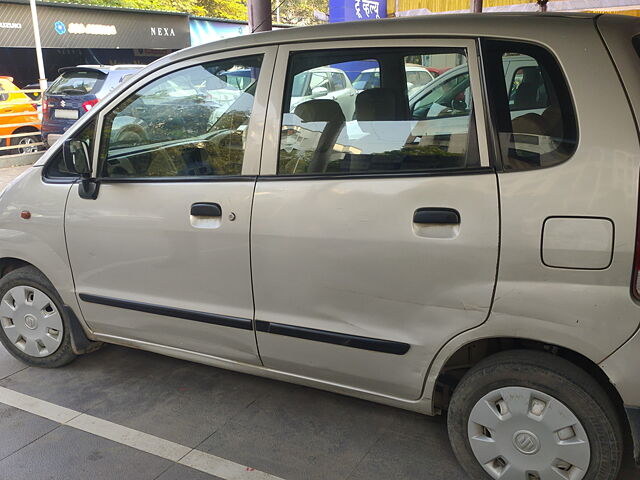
[166,13,598,58]
[137,13,622,81]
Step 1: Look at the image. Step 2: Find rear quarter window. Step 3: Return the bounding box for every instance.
[483,40,577,171]
[48,70,106,96]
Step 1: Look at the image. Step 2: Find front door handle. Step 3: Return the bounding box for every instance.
[191,202,222,217]
[413,208,460,225]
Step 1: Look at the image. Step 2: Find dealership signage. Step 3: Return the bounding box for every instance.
[0,2,189,49]
[329,0,386,23]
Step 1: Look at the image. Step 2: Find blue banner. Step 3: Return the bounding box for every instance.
[329,0,386,23]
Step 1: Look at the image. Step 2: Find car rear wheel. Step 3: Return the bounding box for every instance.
[16,135,40,154]
[0,267,76,367]
[447,350,623,480]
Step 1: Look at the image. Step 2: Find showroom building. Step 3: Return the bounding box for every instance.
[0,0,267,87]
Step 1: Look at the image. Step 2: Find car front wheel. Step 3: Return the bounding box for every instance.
[0,266,76,367]
[447,350,623,480]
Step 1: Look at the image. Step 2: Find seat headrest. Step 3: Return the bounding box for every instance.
[294,99,345,123]
[355,88,398,121]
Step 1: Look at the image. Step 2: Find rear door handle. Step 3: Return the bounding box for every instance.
[413,208,460,225]
[191,202,222,217]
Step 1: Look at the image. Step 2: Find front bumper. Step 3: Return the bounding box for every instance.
[45,134,63,147]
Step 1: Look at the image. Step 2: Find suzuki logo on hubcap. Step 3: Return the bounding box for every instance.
[513,430,540,455]
[24,314,38,330]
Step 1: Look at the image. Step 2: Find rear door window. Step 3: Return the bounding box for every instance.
[278,47,476,175]
[48,70,106,96]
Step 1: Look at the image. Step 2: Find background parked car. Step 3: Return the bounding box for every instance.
[426,66,451,77]
[0,76,41,155]
[290,67,357,120]
[42,65,144,146]
[22,82,52,102]
[353,64,436,94]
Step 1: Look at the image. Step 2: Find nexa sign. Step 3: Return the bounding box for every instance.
[150,26,176,37]
[0,3,190,49]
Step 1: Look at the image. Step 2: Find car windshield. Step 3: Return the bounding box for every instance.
[353,71,379,90]
[291,72,309,98]
[222,71,253,90]
[411,70,471,120]
[48,70,106,96]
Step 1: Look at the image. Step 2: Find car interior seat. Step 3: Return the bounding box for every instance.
[293,99,345,173]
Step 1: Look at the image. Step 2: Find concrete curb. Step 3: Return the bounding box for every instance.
[0,152,44,169]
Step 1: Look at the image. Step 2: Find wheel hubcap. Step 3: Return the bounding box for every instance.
[18,137,37,154]
[467,386,590,480]
[0,286,63,357]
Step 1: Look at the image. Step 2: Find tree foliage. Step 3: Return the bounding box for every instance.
[273,0,327,25]
[60,0,206,15]
[199,0,248,20]
[54,0,327,24]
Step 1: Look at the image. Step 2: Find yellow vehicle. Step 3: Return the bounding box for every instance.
[0,76,41,154]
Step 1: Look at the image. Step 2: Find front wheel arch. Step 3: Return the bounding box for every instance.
[0,259,100,356]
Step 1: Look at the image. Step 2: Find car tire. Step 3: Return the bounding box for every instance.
[447,350,623,480]
[15,135,41,155]
[0,266,76,368]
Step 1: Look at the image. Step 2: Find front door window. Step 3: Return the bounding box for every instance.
[99,55,263,179]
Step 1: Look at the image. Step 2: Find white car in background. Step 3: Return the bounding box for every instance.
[290,67,357,120]
[353,64,436,94]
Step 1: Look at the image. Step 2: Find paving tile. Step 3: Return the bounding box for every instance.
[0,345,179,412]
[197,383,395,480]
[346,421,467,480]
[0,345,27,380]
[0,165,30,190]
[155,463,223,480]
[0,425,171,480]
[0,404,58,461]
[83,349,274,447]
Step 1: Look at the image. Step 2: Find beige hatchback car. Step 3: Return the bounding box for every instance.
[0,13,639,480]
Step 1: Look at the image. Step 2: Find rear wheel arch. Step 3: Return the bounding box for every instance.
[9,125,40,140]
[447,348,624,480]
[0,257,35,279]
[12,125,39,136]
[431,337,627,430]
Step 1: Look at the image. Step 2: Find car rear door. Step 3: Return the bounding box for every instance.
[64,47,275,364]
[251,39,499,400]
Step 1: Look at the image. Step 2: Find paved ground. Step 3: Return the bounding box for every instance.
[0,344,466,480]
[0,165,30,190]
[0,163,637,479]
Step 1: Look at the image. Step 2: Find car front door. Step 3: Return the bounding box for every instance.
[64,47,275,364]
[251,40,499,400]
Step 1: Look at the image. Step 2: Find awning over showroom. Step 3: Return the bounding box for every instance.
[189,18,250,46]
[388,0,640,16]
[0,0,190,49]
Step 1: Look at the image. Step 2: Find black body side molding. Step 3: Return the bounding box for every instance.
[78,294,409,354]
[255,320,410,355]
[78,294,253,331]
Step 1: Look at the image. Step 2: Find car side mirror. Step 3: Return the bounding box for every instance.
[311,86,328,97]
[64,138,99,200]
[63,139,91,176]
